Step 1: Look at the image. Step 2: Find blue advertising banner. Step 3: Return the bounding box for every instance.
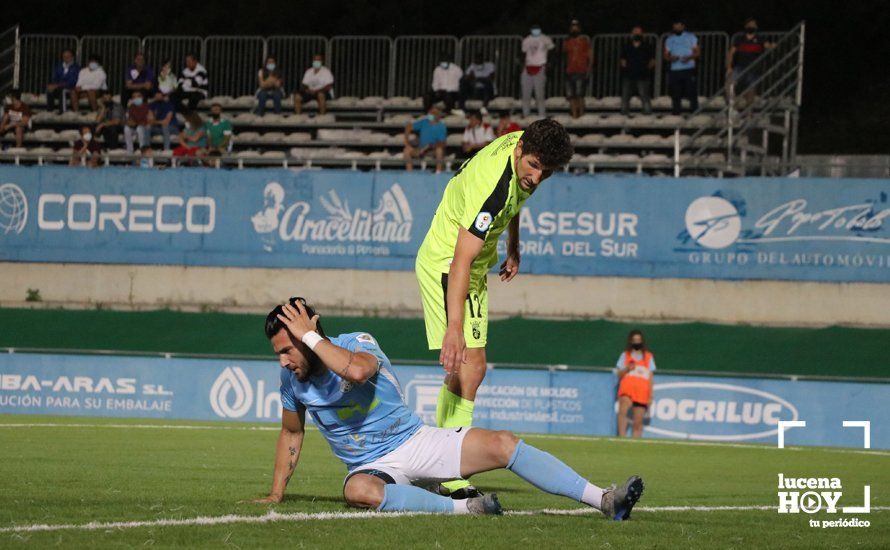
[1,166,889,282]
[1,352,887,449]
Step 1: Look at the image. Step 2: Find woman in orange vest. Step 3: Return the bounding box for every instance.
[616,329,655,438]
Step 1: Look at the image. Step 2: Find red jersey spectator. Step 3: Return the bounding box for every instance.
[563,19,593,118]
[124,91,150,153]
[70,125,102,167]
[495,111,521,137]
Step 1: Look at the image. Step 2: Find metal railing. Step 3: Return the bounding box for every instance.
[0,25,18,95]
[12,30,774,100]
[81,35,141,95]
[677,23,805,176]
[391,35,458,98]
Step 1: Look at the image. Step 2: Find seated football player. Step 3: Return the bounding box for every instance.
[252,296,645,519]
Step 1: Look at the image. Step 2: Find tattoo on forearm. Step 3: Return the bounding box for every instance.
[284,446,298,485]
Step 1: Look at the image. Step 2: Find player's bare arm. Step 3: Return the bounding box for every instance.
[440,227,484,373]
[276,302,379,384]
[499,216,521,282]
[255,407,305,503]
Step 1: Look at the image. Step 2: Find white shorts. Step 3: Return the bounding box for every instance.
[344,425,469,487]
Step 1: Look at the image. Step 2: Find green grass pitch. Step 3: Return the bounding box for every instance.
[0,416,887,548]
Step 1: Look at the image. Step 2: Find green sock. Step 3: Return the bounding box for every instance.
[435,385,475,493]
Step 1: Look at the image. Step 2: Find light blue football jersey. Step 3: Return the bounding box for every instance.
[279,332,423,470]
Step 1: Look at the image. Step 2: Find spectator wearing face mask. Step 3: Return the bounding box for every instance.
[424,53,463,115]
[205,103,233,155]
[664,19,700,115]
[620,26,655,115]
[563,19,593,119]
[403,106,447,173]
[726,18,774,110]
[521,24,554,118]
[122,52,155,106]
[95,91,124,149]
[615,330,655,439]
[70,125,102,167]
[0,89,32,148]
[46,49,80,113]
[174,54,208,114]
[460,53,496,114]
[73,54,108,112]
[124,90,151,153]
[256,56,284,115]
[295,54,334,115]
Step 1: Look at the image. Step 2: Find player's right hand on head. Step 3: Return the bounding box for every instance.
[439,327,466,374]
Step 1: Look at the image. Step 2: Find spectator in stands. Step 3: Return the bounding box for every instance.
[620,26,655,115]
[521,24,554,118]
[205,102,233,155]
[495,110,521,137]
[460,52,495,115]
[95,91,123,149]
[461,111,494,155]
[0,89,32,148]
[46,49,80,113]
[122,52,155,106]
[615,329,655,438]
[139,145,153,168]
[124,90,150,154]
[403,106,446,173]
[294,54,334,115]
[726,18,774,110]
[173,111,207,160]
[70,125,101,167]
[174,54,208,113]
[73,54,107,112]
[563,19,593,119]
[664,19,700,115]
[156,59,178,96]
[256,56,284,115]
[424,53,463,115]
[148,91,177,151]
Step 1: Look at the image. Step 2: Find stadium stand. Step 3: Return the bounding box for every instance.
[0,26,804,176]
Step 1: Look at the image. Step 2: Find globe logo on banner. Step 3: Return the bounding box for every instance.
[0,183,28,235]
[683,196,741,249]
[209,367,254,418]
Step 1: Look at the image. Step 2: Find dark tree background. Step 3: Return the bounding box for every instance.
[2,0,887,154]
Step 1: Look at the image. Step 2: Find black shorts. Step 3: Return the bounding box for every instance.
[296,90,332,104]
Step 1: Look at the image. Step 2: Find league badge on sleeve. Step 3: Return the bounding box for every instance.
[475,212,493,232]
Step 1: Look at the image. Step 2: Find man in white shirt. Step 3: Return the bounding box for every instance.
[520,24,554,118]
[460,53,496,114]
[73,54,107,112]
[461,111,494,156]
[295,54,334,115]
[424,53,463,115]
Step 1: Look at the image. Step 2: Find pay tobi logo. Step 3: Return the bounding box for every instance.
[647,382,799,442]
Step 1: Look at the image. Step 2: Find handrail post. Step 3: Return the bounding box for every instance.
[673,128,680,177]
[13,25,20,88]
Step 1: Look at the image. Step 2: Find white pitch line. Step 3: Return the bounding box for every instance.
[1,421,888,456]
[4,506,888,534]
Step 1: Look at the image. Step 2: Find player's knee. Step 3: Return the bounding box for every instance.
[494,430,520,465]
[343,475,385,509]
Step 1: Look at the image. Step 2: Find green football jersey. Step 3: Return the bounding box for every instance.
[417,131,531,280]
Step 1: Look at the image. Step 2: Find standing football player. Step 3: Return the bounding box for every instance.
[415,119,573,497]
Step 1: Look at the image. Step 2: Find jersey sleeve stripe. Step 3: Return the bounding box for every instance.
[468,157,513,239]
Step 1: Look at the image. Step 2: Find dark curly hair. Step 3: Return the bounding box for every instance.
[519,119,573,168]
[264,296,326,339]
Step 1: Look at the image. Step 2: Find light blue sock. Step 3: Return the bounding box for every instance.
[507,440,588,502]
[377,484,458,513]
